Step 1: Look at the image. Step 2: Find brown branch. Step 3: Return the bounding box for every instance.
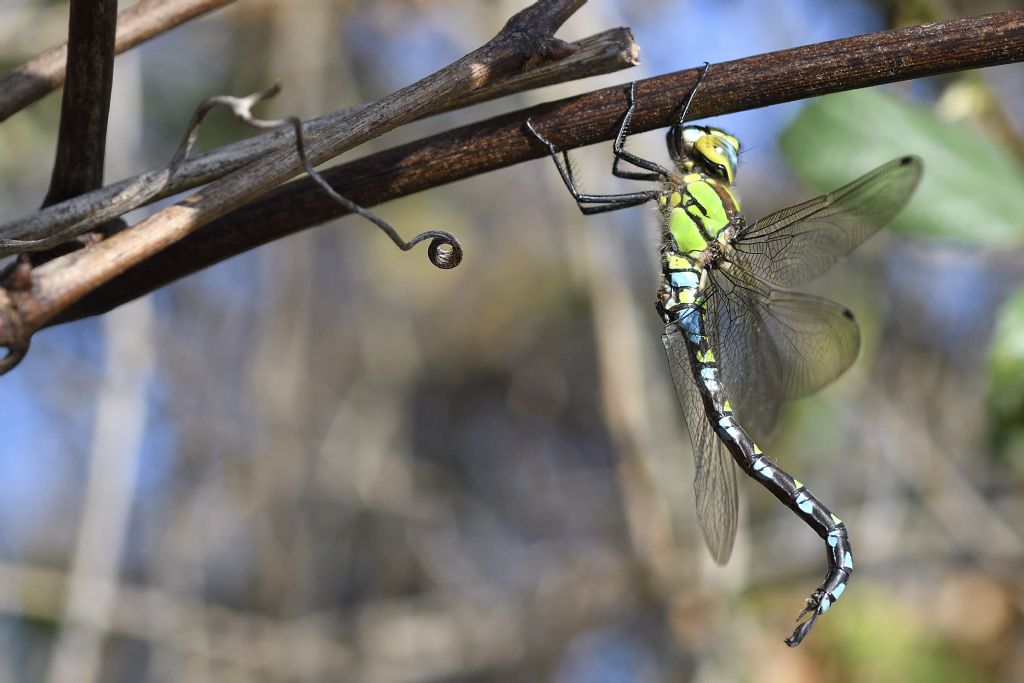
[50,10,1024,326]
[0,0,236,123]
[435,26,639,113]
[42,0,118,206]
[3,9,1024,370]
[0,27,638,247]
[0,0,591,372]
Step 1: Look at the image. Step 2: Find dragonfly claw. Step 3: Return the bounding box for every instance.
[784,589,826,647]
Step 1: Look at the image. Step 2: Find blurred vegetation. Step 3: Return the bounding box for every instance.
[0,1,1023,682]
[781,88,1024,245]
[989,287,1024,468]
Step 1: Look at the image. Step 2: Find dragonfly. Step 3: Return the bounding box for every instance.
[525,65,922,646]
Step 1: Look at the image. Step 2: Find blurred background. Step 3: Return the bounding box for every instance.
[1,0,1024,681]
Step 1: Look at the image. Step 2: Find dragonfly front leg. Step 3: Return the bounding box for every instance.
[524,119,662,214]
[610,82,672,181]
[610,61,714,180]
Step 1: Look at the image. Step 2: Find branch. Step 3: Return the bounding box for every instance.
[0,27,639,246]
[50,10,1024,325]
[3,9,1024,371]
[42,0,118,207]
[0,0,236,122]
[0,0,593,372]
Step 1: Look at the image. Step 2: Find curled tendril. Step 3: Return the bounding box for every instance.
[215,84,465,270]
[0,83,465,270]
[389,229,463,269]
[426,234,463,269]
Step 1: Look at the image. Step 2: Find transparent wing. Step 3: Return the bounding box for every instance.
[706,267,860,441]
[730,156,922,287]
[663,324,738,564]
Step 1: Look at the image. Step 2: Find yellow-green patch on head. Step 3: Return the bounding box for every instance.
[681,126,740,184]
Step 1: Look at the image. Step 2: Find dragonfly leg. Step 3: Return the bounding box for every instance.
[610,82,672,181]
[666,63,713,164]
[675,61,711,126]
[691,345,852,645]
[524,119,662,215]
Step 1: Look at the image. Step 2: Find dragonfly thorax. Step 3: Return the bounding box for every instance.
[657,164,742,323]
[667,125,740,183]
[660,170,741,258]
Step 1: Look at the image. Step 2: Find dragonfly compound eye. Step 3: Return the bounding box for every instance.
[694,134,738,184]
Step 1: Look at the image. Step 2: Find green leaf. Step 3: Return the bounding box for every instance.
[780,88,1024,246]
[988,287,1024,469]
[989,287,1024,431]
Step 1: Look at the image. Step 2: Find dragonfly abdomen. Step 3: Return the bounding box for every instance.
[672,302,854,646]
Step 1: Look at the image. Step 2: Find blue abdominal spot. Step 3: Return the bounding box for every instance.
[670,270,700,289]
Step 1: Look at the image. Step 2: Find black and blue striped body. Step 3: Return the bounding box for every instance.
[657,166,854,643]
[670,287,853,643]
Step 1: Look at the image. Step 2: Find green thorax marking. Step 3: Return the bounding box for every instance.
[664,173,741,256]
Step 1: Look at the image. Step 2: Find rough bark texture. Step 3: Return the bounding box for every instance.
[55,11,1024,324]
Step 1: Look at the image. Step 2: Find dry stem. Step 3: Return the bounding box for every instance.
[2,9,1024,372]
[0,0,237,122]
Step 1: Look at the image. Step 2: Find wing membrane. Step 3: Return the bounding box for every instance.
[656,157,915,560]
[663,324,738,564]
[731,156,922,287]
[706,267,860,440]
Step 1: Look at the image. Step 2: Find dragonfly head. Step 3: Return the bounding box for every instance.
[668,125,740,183]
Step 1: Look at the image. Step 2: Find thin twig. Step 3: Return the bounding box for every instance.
[3,9,1024,369]
[0,27,638,247]
[192,84,465,268]
[49,10,1024,328]
[0,0,236,122]
[0,83,270,255]
[0,0,591,372]
[42,0,119,206]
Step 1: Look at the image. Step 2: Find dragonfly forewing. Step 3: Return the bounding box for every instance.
[730,156,923,287]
